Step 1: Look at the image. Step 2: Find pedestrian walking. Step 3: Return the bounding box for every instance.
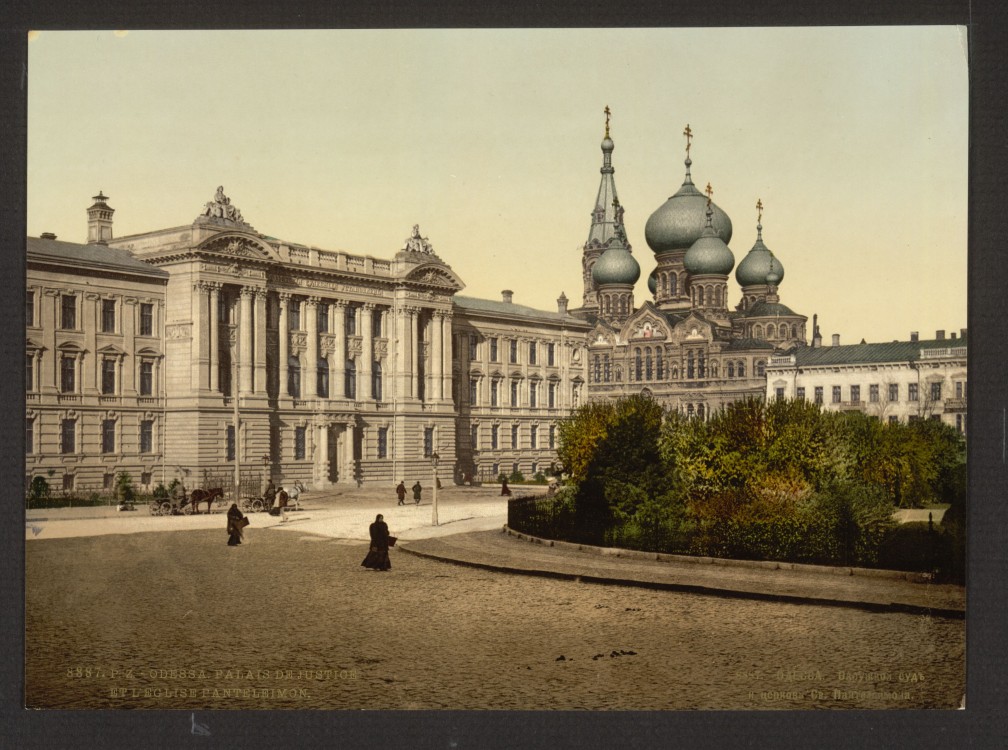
[501,478,512,496]
[226,503,248,546]
[412,481,423,505]
[396,480,407,506]
[361,513,395,571]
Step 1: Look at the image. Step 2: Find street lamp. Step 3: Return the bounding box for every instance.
[431,451,440,526]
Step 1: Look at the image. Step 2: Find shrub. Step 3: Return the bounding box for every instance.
[27,476,51,506]
[116,471,137,505]
[508,469,525,484]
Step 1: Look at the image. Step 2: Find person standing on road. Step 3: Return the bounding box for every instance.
[501,478,512,496]
[396,480,407,506]
[361,513,394,571]
[412,481,423,505]
[226,503,248,546]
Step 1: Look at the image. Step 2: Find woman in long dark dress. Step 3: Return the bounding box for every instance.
[361,514,392,570]
[226,503,246,546]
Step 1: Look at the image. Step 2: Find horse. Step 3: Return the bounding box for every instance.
[189,487,224,514]
[278,480,305,511]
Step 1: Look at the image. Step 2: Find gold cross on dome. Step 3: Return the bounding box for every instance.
[604,105,611,137]
[684,124,693,156]
[705,182,713,205]
[756,198,763,223]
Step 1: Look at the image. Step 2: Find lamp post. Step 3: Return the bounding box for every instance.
[431,451,440,526]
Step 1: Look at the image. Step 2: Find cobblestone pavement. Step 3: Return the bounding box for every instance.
[402,530,965,616]
[26,526,965,710]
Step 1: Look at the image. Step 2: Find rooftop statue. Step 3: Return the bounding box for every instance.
[403,224,434,254]
[201,185,245,224]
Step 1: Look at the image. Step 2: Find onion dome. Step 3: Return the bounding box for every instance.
[735,201,784,286]
[647,269,658,294]
[684,186,735,276]
[592,237,640,286]
[644,125,732,254]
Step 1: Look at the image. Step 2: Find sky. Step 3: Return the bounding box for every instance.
[26,28,968,344]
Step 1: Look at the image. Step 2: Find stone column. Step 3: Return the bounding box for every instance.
[333,301,347,399]
[278,293,290,398]
[254,289,267,394]
[395,306,409,401]
[209,283,220,392]
[410,308,419,400]
[431,311,443,403]
[304,297,319,399]
[315,421,329,486]
[191,283,210,393]
[361,303,374,400]
[84,292,99,394]
[343,420,356,481]
[239,287,254,396]
[441,310,453,402]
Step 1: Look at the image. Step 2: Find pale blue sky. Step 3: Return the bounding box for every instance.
[27,28,967,343]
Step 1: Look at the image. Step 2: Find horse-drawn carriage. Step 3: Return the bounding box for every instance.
[148,487,226,516]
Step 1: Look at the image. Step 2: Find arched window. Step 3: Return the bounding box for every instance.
[715,287,721,307]
[645,348,653,380]
[656,353,664,380]
[755,325,763,339]
[738,361,746,377]
[767,326,774,339]
[372,361,382,401]
[697,404,705,420]
[698,287,704,306]
[345,359,356,399]
[687,351,695,379]
[727,361,735,378]
[698,353,706,378]
[670,274,677,296]
[687,403,695,417]
[780,324,788,338]
[603,354,611,382]
[635,348,642,381]
[791,324,798,339]
[671,364,679,380]
[756,360,765,377]
[317,357,329,398]
[287,355,301,398]
[593,355,600,383]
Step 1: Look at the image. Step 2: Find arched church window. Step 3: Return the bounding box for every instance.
[687,403,695,417]
[727,361,735,378]
[780,324,787,338]
[756,360,765,377]
[767,326,774,339]
[656,353,663,380]
[671,364,678,380]
[755,325,763,339]
[645,348,653,380]
[635,348,642,381]
[687,352,695,379]
[698,353,706,378]
[697,404,705,420]
[738,361,746,377]
[603,354,611,382]
[670,274,677,297]
[593,355,600,383]
[791,324,798,339]
[698,287,704,306]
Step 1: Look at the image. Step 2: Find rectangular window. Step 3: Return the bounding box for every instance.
[377,427,388,459]
[60,356,76,393]
[511,424,519,449]
[930,414,941,422]
[63,474,74,492]
[289,299,301,331]
[510,380,519,407]
[295,426,306,460]
[850,385,860,403]
[141,471,152,486]
[25,417,33,455]
[909,383,919,402]
[60,418,75,454]
[530,425,538,449]
[491,425,499,450]
[345,305,356,336]
[889,383,899,402]
[814,386,823,404]
[796,387,805,401]
[469,335,478,360]
[101,299,116,333]
[509,339,518,364]
[101,419,115,454]
[832,386,841,404]
[489,337,498,362]
[227,425,235,461]
[139,361,153,396]
[955,381,963,399]
[140,420,153,454]
[103,473,114,490]
[491,379,499,408]
[26,354,34,392]
[372,308,382,338]
[26,290,34,327]
[469,378,478,405]
[140,303,153,336]
[549,424,556,449]
[889,416,899,426]
[548,382,556,409]
[529,342,537,365]
[471,424,478,450]
[869,384,879,403]
[547,343,555,367]
[424,427,434,458]
[492,462,499,477]
[530,382,538,408]
[318,303,329,334]
[61,294,76,330]
[101,358,116,394]
[931,382,942,402]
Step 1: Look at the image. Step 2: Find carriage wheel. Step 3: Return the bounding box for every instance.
[159,501,173,516]
[183,502,194,515]
[251,499,265,513]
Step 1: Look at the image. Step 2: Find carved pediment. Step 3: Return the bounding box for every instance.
[198,234,273,261]
[404,263,464,292]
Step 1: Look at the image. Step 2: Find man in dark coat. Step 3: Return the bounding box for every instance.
[396,481,407,506]
[412,481,422,505]
[361,514,393,570]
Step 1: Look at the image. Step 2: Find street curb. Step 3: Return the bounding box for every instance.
[398,535,964,620]
[503,527,937,584]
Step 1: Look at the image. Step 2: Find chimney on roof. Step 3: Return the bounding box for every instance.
[501,290,513,304]
[832,334,840,347]
[40,232,57,240]
[960,328,967,340]
[87,191,114,245]
[950,331,956,340]
[812,313,822,348]
[557,292,568,315]
[936,329,945,340]
[910,331,919,342]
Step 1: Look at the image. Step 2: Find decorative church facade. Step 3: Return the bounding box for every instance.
[35,113,962,496]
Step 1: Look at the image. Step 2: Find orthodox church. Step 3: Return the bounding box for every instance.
[575,114,807,417]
